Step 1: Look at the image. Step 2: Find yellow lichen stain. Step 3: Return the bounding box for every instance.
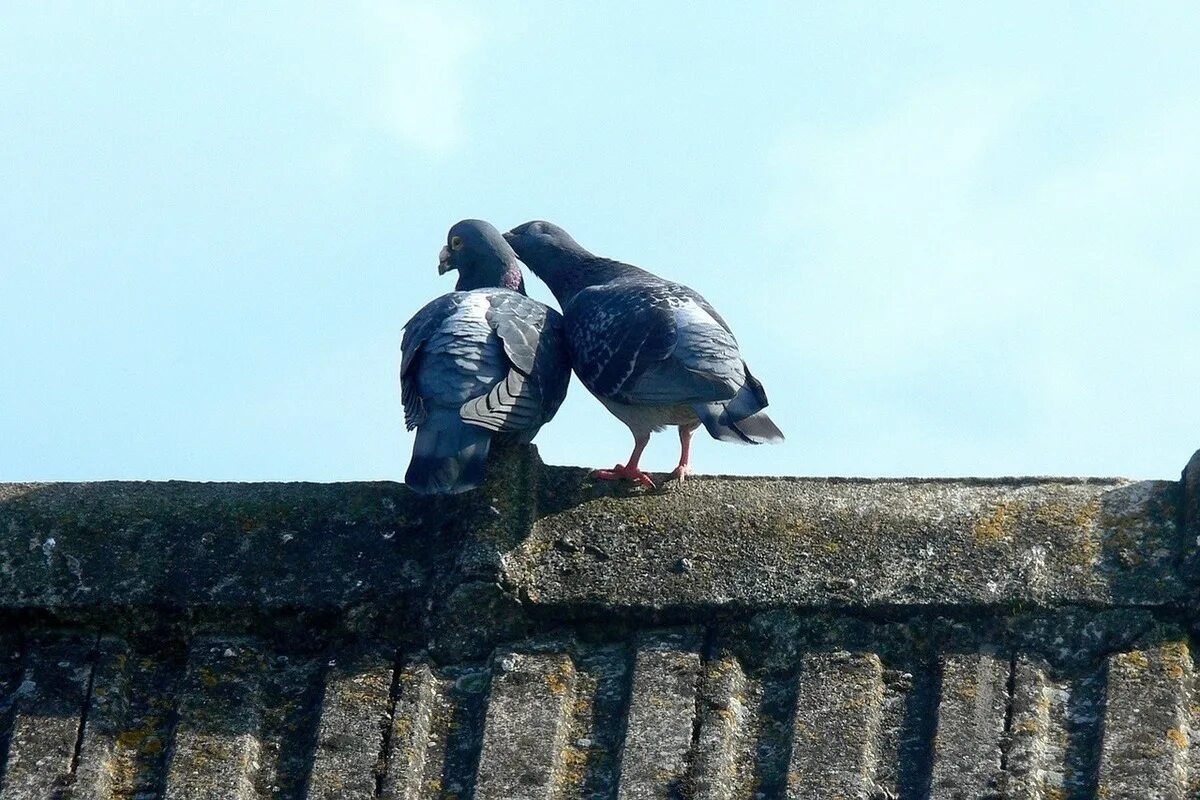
[1067,534,1102,568]
[1045,788,1068,800]
[199,667,219,688]
[1161,641,1190,680]
[782,517,814,538]
[1015,717,1041,734]
[545,663,574,696]
[393,717,412,739]
[1167,727,1188,750]
[973,503,1018,544]
[1116,650,1149,672]
[956,683,979,701]
[557,743,589,787]
[1034,497,1101,532]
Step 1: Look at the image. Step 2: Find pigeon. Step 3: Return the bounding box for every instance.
[400,219,571,494]
[504,220,782,488]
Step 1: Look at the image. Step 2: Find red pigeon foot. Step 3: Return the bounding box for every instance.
[592,464,656,489]
[669,464,693,483]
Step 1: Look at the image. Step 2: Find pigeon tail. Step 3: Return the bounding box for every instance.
[693,402,785,444]
[691,370,784,445]
[405,410,493,494]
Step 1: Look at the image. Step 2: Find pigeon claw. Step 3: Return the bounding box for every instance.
[668,464,693,483]
[592,464,657,489]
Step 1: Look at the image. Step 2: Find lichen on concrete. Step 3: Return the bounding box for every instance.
[0,446,1197,798]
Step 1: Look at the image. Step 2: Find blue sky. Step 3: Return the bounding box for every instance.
[2,3,1198,481]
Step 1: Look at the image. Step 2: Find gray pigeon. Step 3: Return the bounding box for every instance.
[504,220,782,488]
[400,220,570,494]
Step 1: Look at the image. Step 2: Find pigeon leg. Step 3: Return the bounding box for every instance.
[593,433,656,488]
[669,423,700,482]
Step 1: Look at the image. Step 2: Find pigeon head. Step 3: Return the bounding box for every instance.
[506,221,621,307]
[438,219,525,293]
[503,220,588,262]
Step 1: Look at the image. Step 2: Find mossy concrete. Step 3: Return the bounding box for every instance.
[0,446,1197,799]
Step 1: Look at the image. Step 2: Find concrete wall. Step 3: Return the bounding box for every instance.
[0,446,1197,799]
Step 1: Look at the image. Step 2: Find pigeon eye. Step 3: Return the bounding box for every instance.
[450,235,464,250]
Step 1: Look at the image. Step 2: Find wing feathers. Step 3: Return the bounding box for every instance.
[460,367,543,432]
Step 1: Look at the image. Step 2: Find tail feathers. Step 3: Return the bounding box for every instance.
[694,403,785,444]
[692,372,784,445]
[405,412,493,494]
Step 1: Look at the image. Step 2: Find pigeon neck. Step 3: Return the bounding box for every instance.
[500,263,526,294]
[455,259,526,295]
[531,252,623,307]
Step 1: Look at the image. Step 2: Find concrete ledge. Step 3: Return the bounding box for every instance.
[0,447,1197,799]
[0,447,1193,616]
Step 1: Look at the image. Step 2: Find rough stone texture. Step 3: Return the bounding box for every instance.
[929,651,1011,799]
[0,445,1197,799]
[616,630,702,800]
[474,651,576,800]
[306,649,394,800]
[787,651,885,799]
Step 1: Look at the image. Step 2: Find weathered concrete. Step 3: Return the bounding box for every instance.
[787,651,885,798]
[306,648,394,799]
[0,445,1197,799]
[474,651,576,800]
[929,650,1010,798]
[616,630,702,800]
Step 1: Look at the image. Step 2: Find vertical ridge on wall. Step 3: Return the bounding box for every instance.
[306,648,396,800]
[786,651,885,799]
[690,655,757,800]
[1097,640,1192,799]
[0,633,96,799]
[928,650,1012,798]
[379,663,437,799]
[615,630,703,800]
[163,637,265,800]
[71,636,133,800]
[474,651,577,800]
[1004,655,1058,800]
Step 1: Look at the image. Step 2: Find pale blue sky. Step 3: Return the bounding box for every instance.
[2,3,1198,481]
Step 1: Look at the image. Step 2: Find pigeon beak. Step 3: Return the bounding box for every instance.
[437,246,454,275]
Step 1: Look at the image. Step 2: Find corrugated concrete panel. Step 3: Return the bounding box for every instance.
[0,445,1195,798]
[616,631,702,800]
[306,649,395,800]
[1097,641,1192,799]
[163,638,264,800]
[787,651,884,799]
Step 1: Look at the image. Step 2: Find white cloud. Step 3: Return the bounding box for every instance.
[362,1,482,155]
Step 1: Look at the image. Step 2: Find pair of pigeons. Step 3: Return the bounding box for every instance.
[401,220,783,494]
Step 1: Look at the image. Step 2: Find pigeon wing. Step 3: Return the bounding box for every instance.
[459,293,567,433]
[399,293,464,430]
[567,282,741,405]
